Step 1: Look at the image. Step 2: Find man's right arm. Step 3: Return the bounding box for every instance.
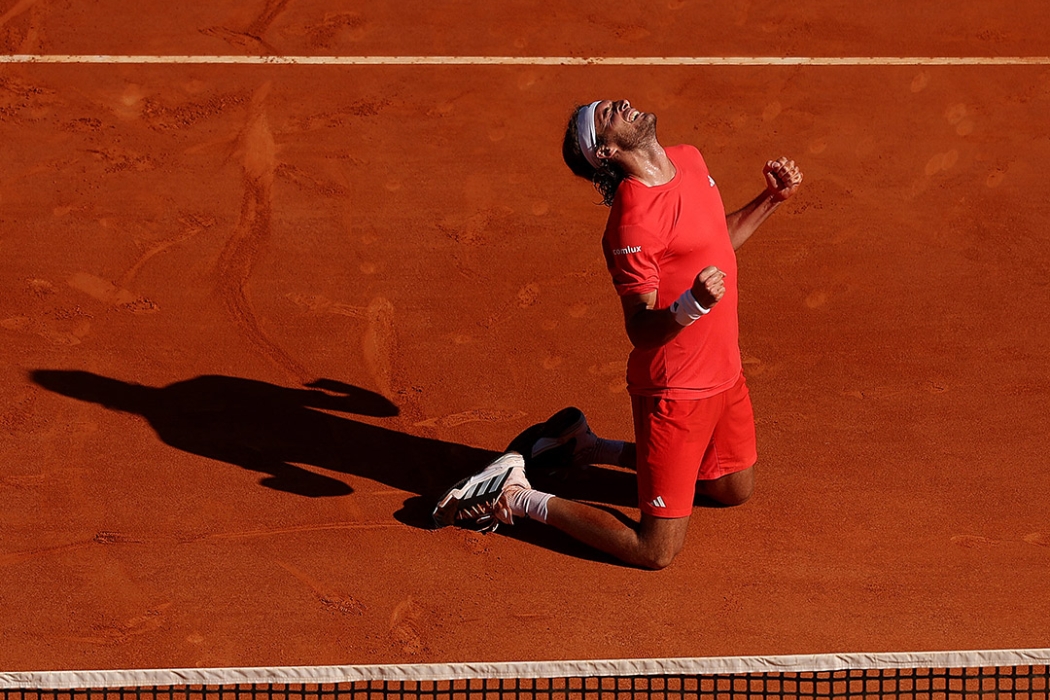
[620,291,677,349]
[619,267,726,349]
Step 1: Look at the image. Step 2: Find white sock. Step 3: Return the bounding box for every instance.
[507,488,554,524]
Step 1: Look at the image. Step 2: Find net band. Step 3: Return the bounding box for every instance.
[4,649,1049,690]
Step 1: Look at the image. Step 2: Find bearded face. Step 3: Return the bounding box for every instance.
[601,106,658,154]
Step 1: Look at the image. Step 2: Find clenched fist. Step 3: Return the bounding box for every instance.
[764,157,803,202]
[691,266,726,310]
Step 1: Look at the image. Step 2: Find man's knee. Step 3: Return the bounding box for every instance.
[637,515,690,570]
[718,488,752,507]
[721,472,754,506]
[700,465,755,506]
[642,544,682,570]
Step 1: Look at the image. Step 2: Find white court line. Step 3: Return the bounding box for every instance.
[1,54,1050,65]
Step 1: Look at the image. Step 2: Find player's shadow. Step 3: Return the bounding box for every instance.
[29,369,645,563]
[29,370,502,526]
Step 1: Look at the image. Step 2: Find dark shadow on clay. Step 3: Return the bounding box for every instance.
[29,370,668,565]
[29,370,496,526]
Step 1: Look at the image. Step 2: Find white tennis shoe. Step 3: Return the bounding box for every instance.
[432,452,530,533]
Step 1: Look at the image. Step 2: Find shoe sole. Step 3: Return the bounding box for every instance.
[530,406,587,457]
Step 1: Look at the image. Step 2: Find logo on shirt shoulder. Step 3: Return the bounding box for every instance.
[708,175,716,188]
[612,245,642,256]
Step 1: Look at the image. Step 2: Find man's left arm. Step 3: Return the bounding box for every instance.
[725,157,803,250]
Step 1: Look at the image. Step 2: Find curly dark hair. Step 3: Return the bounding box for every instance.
[562,104,626,207]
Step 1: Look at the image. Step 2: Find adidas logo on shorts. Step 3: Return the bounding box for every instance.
[648,496,666,509]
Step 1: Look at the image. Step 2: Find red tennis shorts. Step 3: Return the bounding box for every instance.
[632,372,757,518]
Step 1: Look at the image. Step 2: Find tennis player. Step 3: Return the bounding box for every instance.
[434,99,802,569]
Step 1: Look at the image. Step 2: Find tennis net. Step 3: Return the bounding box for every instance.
[3,649,1048,700]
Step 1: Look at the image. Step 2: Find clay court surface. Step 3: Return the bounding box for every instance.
[2,0,1049,675]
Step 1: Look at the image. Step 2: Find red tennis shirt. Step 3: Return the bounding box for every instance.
[602,144,742,398]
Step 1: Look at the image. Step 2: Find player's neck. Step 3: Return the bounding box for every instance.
[620,142,675,187]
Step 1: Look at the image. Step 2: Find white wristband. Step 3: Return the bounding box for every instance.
[670,288,710,327]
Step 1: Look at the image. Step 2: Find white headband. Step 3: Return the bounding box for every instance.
[576,100,602,170]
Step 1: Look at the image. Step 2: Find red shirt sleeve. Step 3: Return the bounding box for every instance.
[602,223,663,297]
